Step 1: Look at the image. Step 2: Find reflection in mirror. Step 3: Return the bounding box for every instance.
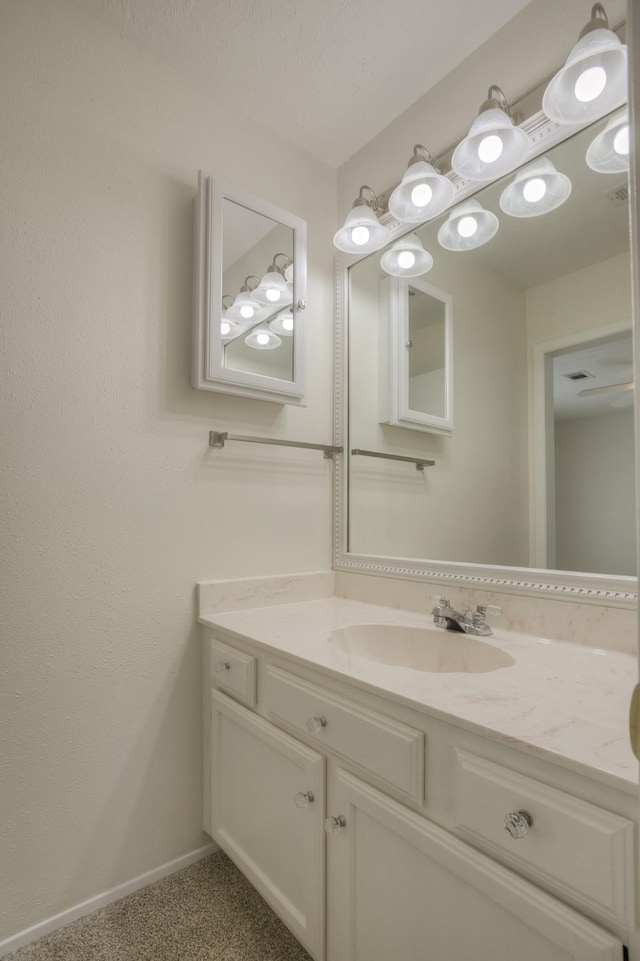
[221,199,294,382]
[408,287,447,418]
[347,113,633,578]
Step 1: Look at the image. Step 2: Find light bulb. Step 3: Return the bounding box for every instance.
[282,315,293,332]
[457,216,478,238]
[397,250,416,270]
[523,177,547,203]
[351,225,371,246]
[265,288,280,302]
[221,321,231,336]
[256,332,270,346]
[613,125,630,155]
[240,304,254,319]
[477,134,503,164]
[410,182,433,208]
[574,65,607,103]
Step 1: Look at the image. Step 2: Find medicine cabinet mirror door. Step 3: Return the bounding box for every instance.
[379,277,453,435]
[192,174,307,405]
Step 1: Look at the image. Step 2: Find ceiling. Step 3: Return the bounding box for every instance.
[70,0,534,167]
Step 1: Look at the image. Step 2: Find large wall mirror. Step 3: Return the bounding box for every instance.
[336,97,636,604]
[193,176,307,405]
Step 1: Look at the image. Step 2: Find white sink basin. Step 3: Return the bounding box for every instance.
[329,624,514,674]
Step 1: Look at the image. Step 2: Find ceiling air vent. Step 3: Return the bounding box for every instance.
[604,182,629,205]
[562,370,594,381]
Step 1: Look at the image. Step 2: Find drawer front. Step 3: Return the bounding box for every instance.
[263,666,424,801]
[453,750,634,926]
[210,639,256,707]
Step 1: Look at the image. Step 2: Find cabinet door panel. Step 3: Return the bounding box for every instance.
[327,769,623,961]
[211,691,325,960]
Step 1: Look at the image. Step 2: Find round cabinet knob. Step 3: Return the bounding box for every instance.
[324,815,346,835]
[294,791,314,809]
[504,810,533,839]
[297,299,307,309]
[306,716,327,734]
[214,661,230,673]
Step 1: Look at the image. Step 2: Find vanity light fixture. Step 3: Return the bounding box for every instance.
[269,307,294,336]
[245,328,282,350]
[499,158,572,218]
[380,233,434,277]
[227,276,268,323]
[220,296,245,340]
[542,4,627,125]
[586,108,630,173]
[251,254,293,307]
[387,145,456,224]
[333,185,390,254]
[437,199,499,251]
[450,86,530,182]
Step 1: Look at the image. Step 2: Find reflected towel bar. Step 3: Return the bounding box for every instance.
[351,449,435,471]
[210,431,343,459]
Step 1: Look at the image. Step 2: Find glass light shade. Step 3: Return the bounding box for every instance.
[542,28,627,124]
[451,108,530,182]
[380,233,434,277]
[220,317,245,341]
[333,203,390,254]
[499,158,572,217]
[244,329,282,350]
[586,108,630,173]
[226,292,268,323]
[437,200,499,251]
[269,308,294,336]
[251,270,292,307]
[284,262,294,283]
[388,160,456,223]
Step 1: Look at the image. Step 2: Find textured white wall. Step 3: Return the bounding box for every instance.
[0,0,336,942]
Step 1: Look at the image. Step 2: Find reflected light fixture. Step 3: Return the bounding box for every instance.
[245,328,282,350]
[388,145,455,223]
[542,4,627,124]
[333,185,390,254]
[499,158,572,217]
[451,86,530,182]
[380,233,434,277]
[437,200,499,251]
[251,253,293,306]
[269,307,294,336]
[227,276,268,323]
[586,108,630,173]
[220,296,245,340]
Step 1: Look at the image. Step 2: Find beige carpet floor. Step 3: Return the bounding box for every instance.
[6,851,313,961]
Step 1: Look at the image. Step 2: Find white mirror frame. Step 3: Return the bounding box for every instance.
[379,276,453,435]
[333,107,638,609]
[192,173,307,405]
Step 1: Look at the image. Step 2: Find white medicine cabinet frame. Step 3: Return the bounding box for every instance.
[192,174,307,405]
[379,276,453,435]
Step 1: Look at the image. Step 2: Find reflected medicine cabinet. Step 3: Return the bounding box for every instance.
[379,276,453,435]
[192,174,307,405]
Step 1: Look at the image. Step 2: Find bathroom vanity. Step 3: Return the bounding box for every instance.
[199,584,638,961]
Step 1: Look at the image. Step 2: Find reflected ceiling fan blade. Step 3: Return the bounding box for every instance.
[577,381,634,397]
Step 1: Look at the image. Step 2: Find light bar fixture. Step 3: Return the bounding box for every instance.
[388,145,455,224]
[333,185,390,254]
[451,86,530,182]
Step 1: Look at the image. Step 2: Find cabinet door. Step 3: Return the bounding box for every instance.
[211,690,325,960]
[327,768,624,961]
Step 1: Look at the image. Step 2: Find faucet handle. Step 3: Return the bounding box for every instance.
[431,595,451,608]
[476,604,502,617]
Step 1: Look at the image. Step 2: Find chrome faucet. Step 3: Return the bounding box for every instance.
[431,597,502,636]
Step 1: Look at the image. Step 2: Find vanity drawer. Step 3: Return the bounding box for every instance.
[263,665,424,801]
[210,639,256,707]
[453,750,634,926]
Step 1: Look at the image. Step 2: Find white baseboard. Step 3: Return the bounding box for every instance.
[0,841,219,958]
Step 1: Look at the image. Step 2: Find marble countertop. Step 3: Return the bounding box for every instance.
[199,596,639,795]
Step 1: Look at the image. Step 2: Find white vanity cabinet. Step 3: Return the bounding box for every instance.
[203,631,633,961]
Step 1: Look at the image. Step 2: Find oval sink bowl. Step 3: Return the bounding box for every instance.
[329,624,514,674]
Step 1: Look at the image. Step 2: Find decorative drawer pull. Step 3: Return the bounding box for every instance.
[324,815,347,834]
[294,791,314,809]
[214,661,231,673]
[504,810,533,839]
[306,715,328,734]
